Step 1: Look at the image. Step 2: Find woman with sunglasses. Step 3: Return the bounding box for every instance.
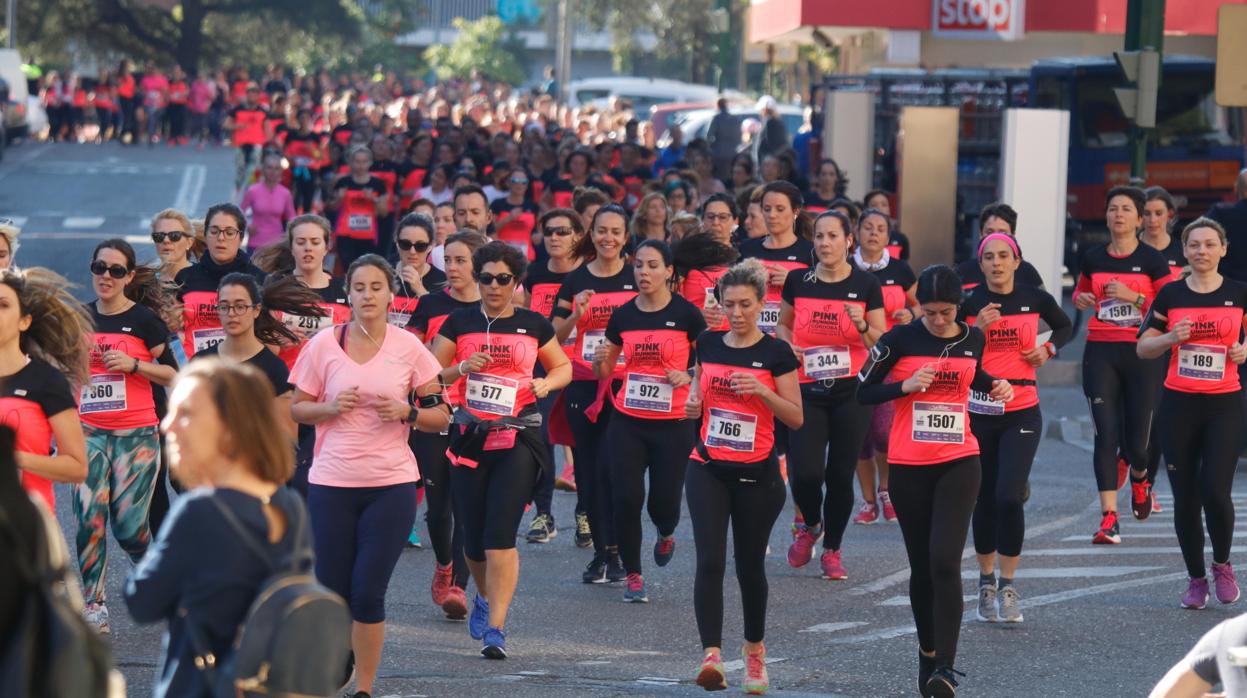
[490,168,540,261]
[520,208,586,544]
[852,207,920,526]
[174,203,267,360]
[683,258,802,695]
[406,231,488,621]
[0,267,90,507]
[290,254,447,698]
[77,239,178,633]
[594,240,706,603]
[553,204,637,584]
[858,264,1013,697]
[961,235,1072,624]
[429,241,572,658]
[389,213,447,328]
[150,209,199,281]
[780,211,887,582]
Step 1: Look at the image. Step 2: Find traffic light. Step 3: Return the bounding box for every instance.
[1113,48,1160,129]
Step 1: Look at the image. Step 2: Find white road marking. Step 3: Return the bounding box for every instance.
[18,232,152,245]
[1063,531,1247,541]
[880,595,975,607]
[174,164,207,216]
[722,656,786,672]
[1026,546,1204,557]
[961,565,1163,578]
[5,216,27,227]
[63,216,105,228]
[636,677,681,684]
[799,621,869,633]
[835,571,1188,645]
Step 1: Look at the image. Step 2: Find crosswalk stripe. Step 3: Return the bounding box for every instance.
[880,594,975,607]
[63,216,105,229]
[6,216,27,227]
[961,565,1164,579]
[1027,546,1206,557]
[799,621,869,633]
[1064,531,1247,541]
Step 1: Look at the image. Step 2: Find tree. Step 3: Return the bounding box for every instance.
[27,0,411,73]
[424,16,526,85]
[550,0,720,82]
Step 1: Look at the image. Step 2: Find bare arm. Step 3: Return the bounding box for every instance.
[17,409,87,483]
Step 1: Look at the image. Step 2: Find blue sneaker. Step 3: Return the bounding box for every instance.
[469,594,490,640]
[406,524,423,548]
[623,573,648,603]
[481,627,507,659]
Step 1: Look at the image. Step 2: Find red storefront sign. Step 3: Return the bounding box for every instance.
[932,0,1025,40]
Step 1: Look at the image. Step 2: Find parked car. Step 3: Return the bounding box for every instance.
[567,77,747,115]
[0,49,29,141]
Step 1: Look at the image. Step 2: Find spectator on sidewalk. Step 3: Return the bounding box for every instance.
[1206,168,1247,284]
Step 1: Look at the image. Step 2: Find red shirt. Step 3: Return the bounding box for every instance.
[692,332,799,464]
[81,303,169,430]
[553,265,637,380]
[1076,243,1171,343]
[781,266,884,385]
[738,236,814,336]
[605,295,706,420]
[0,358,77,508]
[437,308,556,420]
[1147,278,1247,395]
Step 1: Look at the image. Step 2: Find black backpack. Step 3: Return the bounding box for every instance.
[0,501,116,698]
[186,494,351,698]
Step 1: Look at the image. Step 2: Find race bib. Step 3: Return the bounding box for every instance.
[348,213,373,231]
[191,327,226,353]
[581,329,618,364]
[1098,298,1141,327]
[911,401,965,444]
[283,312,331,337]
[968,389,1006,416]
[623,373,674,412]
[388,310,411,327]
[703,287,718,309]
[803,345,851,380]
[759,300,781,335]
[465,373,519,416]
[80,374,127,414]
[706,407,758,452]
[1177,343,1227,381]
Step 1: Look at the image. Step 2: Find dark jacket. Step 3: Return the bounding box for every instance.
[1206,200,1247,284]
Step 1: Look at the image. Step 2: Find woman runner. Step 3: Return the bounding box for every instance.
[552,204,637,584]
[430,241,572,658]
[77,240,178,634]
[852,207,919,525]
[290,254,447,698]
[857,264,1014,698]
[961,234,1073,624]
[521,208,585,543]
[780,210,887,580]
[0,267,90,509]
[1138,218,1247,609]
[685,258,802,695]
[388,213,447,327]
[954,204,1046,292]
[736,181,813,337]
[596,240,706,602]
[1073,186,1171,543]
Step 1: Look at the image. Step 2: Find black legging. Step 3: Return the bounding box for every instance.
[787,386,871,550]
[413,430,469,587]
[890,457,980,667]
[686,457,785,649]
[608,413,696,575]
[971,406,1042,558]
[293,173,318,214]
[531,384,559,517]
[1159,389,1243,579]
[1082,341,1165,491]
[565,379,616,554]
[450,436,541,560]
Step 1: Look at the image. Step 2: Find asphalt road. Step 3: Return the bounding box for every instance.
[5,142,1242,697]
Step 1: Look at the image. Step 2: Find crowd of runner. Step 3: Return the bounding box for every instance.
[3,71,1246,698]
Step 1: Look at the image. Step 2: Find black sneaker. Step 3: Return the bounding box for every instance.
[918,652,936,696]
[605,552,627,583]
[1131,478,1152,521]
[924,665,964,698]
[526,513,557,544]
[582,553,608,584]
[574,511,592,548]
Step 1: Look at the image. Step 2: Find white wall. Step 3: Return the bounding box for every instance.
[999,108,1070,293]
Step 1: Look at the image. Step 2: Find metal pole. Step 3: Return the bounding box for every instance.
[6,0,15,49]
[556,0,571,102]
[1126,0,1166,183]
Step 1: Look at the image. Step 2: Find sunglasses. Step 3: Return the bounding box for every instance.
[396,239,431,252]
[543,226,575,237]
[90,260,129,279]
[151,231,186,244]
[476,272,515,287]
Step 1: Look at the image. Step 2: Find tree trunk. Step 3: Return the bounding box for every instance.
[176,0,205,74]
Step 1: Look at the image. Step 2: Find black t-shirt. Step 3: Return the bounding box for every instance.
[406,290,480,339]
[193,344,291,396]
[333,175,387,199]
[490,197,540,219]
[524,263,573,319]
[956,257,1046,291]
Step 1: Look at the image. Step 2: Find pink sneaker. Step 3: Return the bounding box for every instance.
[1151,491,1162,513]
[878,488,897,522]
[1182,577,1210,609]
[1212,562,1240,604]
[787,525,821,568]
[853,501,879,525]
[820,549,847,580]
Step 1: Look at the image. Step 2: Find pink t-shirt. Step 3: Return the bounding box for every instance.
[240,182,296,249]
[140,73,169,109]
[289,324,442,488]
[189,79,215,114]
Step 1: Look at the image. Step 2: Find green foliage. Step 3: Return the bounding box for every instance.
[423,16,526,84]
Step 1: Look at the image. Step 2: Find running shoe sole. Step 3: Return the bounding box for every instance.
[1182,597,1208,610]
[554,479,577,492]
[695,666,728,691]
[821,572,848,581]
[624,593,649,603]
[442,595,468,620]
[926,677,957,698]
[1092,531,1121,545]
[482,645,507,659]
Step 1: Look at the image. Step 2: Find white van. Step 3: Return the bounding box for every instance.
[566,77,744,114]
[0,49,29,140]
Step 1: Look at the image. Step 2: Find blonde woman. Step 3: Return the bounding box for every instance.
[631,191,669,242]
[0,217,19,270]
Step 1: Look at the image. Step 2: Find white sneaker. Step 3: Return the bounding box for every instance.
[84,602,110,634]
